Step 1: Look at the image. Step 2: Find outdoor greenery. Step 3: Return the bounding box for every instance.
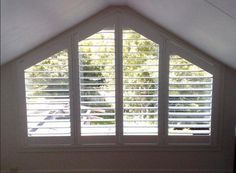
[25,29,213,136]
[25,51,69,97]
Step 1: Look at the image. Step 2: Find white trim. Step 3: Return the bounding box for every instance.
[16,65,28,147]
[70,33,80,146]
[1,169,232,173]
[16,6,223,149]
[18,144,221,153]
[167,41,215,74]
[120,11,163,143]
[75,12,117,42]
[121,8,164,46]
[158,38,169,146]
[75,15,117,145]
[17,44,73,146]
[165,41,220,145]
[210,62,223,146]
[115,12,123,145]
[121,7,219,67]
[68,36,76,145]
[17,36,71,70]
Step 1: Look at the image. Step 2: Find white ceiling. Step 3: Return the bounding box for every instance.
[1,0,236,69]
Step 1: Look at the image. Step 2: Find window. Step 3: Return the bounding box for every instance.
[78,29,116,136]
[24,50,70,137]
[168,55,213,136]
[19,10,220,147]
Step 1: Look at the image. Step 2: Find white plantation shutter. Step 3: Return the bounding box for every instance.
[78,29,116,136]
[123,29,159,136]
[168,55,213,136]
[24,50,70,137]
[20,15,219,146]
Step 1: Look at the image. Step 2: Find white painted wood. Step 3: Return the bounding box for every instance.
[2,36,236,173]
[115,12,123,145]
[15,6,224,147]
[70,33,79,145]
[2,63,235,172]
[2,1,236,70]
[165,41,221,145]
[120,8,162,144]
[74,10,117,145]
[206,0,236,19]
[16,36,73,146]
[126,0,236,69]
[0,168,232,173]
[158,39,168,146]
[166,41,215,74]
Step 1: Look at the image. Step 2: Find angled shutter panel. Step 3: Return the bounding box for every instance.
[79,29,116,136]
[168,55,213,136]
[25,50,70,137]
[123,29,159,136]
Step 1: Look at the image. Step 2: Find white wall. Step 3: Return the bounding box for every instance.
[1,59,236,173]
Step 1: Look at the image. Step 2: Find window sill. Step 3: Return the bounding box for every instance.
[18,143,221,153]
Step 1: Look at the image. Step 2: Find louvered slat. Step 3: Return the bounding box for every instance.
[168,55,213,136]
[79,29,116,136]
[24,50,71,137]
[123,29,159,136]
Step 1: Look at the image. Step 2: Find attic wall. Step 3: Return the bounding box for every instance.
[221,66,236,169]
[1,59,236,173]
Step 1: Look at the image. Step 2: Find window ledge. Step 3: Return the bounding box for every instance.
[18,143,221,153]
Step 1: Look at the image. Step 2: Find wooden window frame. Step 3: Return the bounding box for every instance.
[16,7,223,151]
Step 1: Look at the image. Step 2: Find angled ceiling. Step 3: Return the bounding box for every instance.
[1,0,236,69]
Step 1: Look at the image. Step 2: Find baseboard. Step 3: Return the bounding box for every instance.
[1,168,232,173]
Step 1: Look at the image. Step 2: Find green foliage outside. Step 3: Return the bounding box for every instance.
[25,29,212,135]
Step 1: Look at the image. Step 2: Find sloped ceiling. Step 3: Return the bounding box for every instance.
[1,0,236,69]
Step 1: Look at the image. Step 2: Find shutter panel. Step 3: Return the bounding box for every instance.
[123,29,159,136]
[168,55,213,136]
[25,50,70,137]
[79,29,116,136]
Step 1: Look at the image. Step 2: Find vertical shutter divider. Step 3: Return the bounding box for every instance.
[168,54,213,136]
[158,39,169,145]
[115,13,123,144]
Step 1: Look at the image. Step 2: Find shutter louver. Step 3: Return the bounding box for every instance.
[79,29,116,136]
[123,29,159,136]
[168,55,213,136]
[25,50,70,137]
